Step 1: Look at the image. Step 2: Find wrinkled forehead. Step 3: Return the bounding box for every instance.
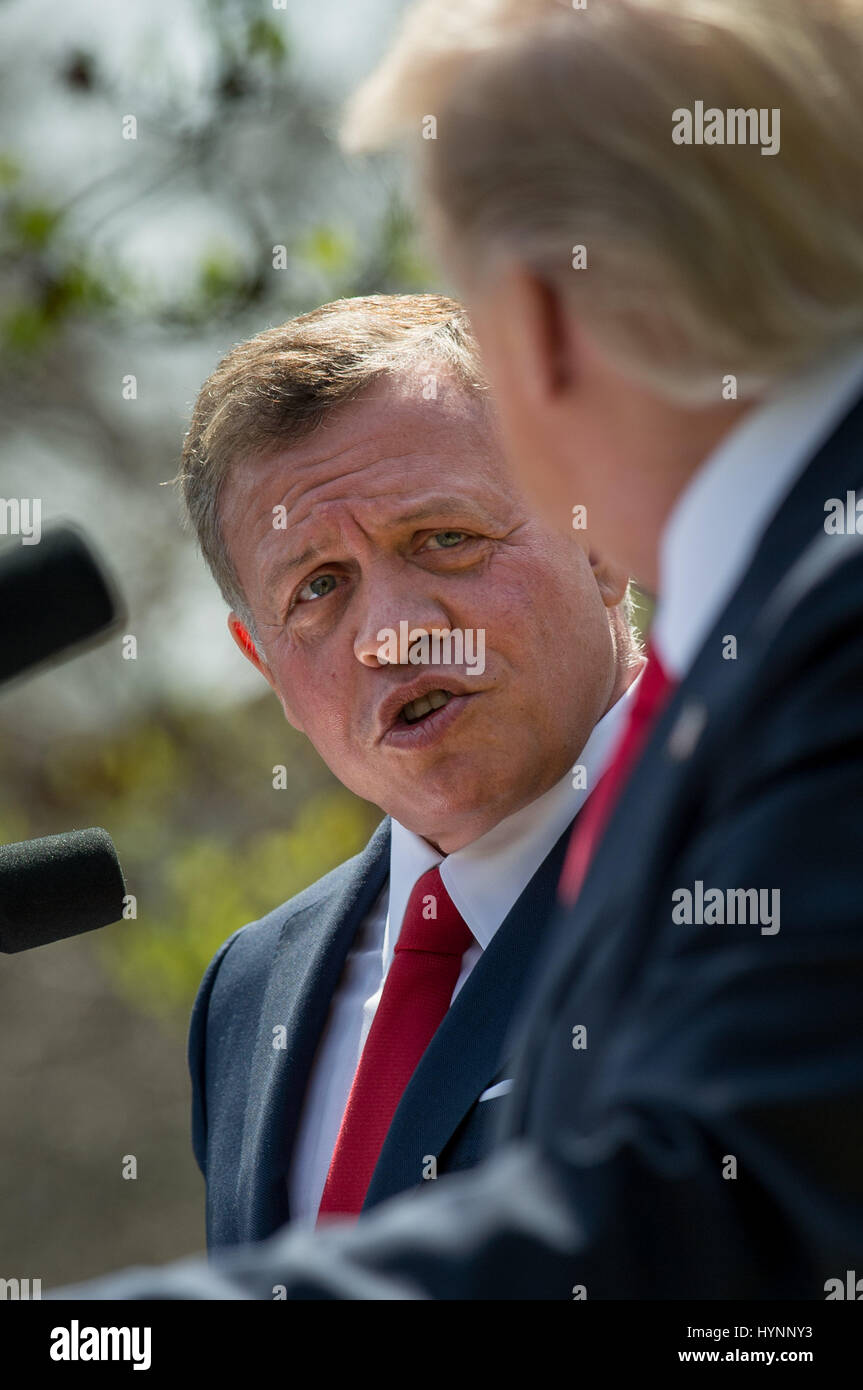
[221,378,515,533]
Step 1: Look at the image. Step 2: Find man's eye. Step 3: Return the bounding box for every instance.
[424,530,469,549]
[297,573,338,603]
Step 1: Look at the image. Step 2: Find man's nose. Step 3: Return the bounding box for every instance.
[353,585,453,668]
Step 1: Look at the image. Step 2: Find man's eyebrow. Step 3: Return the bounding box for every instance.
[388,498,499,528]
[263,545,323,592]
[263,498,500,589]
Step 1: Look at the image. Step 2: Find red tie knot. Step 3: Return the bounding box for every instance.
[395,865,475,957]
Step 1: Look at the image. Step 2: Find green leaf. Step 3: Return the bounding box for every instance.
[247,18,288,64]
[298,225,355,277]
[198,247,244,303]
[8,202,62,248]
[2,304,51,353]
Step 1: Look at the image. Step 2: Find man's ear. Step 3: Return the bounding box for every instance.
[486,261,577,408]
[227,614,306,734]
[588,550,631,609]
[228,613,275,687]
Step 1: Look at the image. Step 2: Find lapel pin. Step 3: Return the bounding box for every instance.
[666,700,708,762]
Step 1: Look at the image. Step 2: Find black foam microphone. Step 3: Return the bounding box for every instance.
[0,827,127,953]
[0,525,121,685]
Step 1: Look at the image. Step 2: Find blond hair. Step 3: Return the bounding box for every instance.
[342,0,863,404]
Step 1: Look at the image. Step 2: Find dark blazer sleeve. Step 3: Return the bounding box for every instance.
[188,929,246,1182]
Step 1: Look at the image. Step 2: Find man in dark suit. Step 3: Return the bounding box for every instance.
[181,293,642,1247]
[51,0,863,1299]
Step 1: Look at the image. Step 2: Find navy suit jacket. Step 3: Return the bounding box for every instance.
[189,815,572,1249]
[63,389,863,1300]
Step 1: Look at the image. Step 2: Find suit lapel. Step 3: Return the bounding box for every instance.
[507,387,863,1133]
[578,385,863,951]
[234,818,390,1242]
[363,823,573,1208]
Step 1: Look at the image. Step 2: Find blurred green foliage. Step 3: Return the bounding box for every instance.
[100,788,374,1022]
[246,16,289,65]
[0,697,380,1027]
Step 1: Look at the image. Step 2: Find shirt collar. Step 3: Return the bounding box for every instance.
[385,670,643,962]
[652,342,863,681]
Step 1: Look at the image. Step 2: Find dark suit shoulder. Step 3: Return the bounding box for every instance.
[703,531,863,815]
[201,815,390,990]
[188,816,389,1176]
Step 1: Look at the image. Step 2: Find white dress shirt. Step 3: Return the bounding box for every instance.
[287,674,642,1226]
[652,342,863,680]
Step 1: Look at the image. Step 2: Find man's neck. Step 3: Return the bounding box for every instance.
[628,398,760,593]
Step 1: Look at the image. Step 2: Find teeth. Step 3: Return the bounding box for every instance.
[402,690,452,723]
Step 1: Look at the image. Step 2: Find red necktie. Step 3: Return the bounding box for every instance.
[317,866,474,1220]
[558,644,676,905]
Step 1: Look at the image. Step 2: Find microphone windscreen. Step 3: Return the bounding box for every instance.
[0,526,119,685]
[0,827,127,954]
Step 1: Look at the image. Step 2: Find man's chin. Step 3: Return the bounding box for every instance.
[384,778,516,850]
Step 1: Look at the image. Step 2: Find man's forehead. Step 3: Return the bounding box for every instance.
[228,380,498,499]
[228,435,511,532]
[258,490,512,593]
[325,488,503,534]
[232,391,513,514]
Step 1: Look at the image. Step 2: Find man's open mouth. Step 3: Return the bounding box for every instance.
[398,689,454,724]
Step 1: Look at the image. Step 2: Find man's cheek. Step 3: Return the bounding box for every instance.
[276,687,306,735]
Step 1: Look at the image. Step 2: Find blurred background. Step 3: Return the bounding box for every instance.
[0,0,420,1285]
